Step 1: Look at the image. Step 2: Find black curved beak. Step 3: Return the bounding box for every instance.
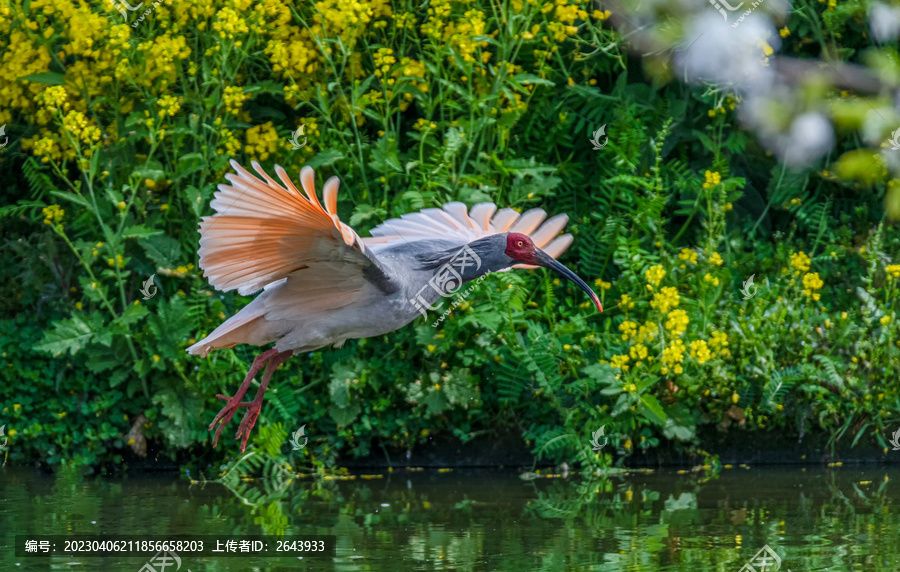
[534,249,603,312]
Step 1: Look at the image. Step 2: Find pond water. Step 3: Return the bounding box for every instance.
[1,465,898,571]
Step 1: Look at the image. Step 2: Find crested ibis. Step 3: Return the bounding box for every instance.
[187,161,603,452]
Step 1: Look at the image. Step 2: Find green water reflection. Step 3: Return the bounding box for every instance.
[1,466,898,570]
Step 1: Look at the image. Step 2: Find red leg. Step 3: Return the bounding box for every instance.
[208,348,279,448]
[234,350,293,453]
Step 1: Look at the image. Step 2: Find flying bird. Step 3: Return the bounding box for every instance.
[188,161,603,452]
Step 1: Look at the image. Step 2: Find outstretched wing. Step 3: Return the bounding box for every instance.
[198,160,379,296]
[361,202,574,269]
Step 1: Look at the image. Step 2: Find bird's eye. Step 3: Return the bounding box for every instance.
[517,240,524,247]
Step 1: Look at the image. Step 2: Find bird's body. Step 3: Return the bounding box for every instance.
[189,161,601,451]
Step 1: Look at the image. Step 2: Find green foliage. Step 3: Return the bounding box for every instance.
[1,0,899,479]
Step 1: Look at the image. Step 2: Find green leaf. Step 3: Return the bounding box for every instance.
[329,401,361,427]
[305,149,344,169]
[139,234,182,268]
[123,225,162,239]
[50,190,91,209]
[35,314,96,356]
[511,73,556,87]
[19,72,66,85]
[640,394,668,425]
[176,153,206,180]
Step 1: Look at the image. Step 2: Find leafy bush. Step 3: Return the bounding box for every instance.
[1,0,899,474]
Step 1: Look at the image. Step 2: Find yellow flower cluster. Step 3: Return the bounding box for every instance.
[265,28,319,78]
[690,340,712,364]
[678,248,698,265]
[709,252,724,266]
[414,118,437,131]
[157,95,183,118]
[619,294,634,310]
[313,0,391,39]
[42,205,65,227]
[650,287,680,314]
[107,254,125,268]
[547,21,577,43]
[703,273,720,287]
[790,251,811,273]
[217,129,242,156]
[610,354,630,371]
[213,7,250,40]
[645,264,665,287]
[444,10,489,64]
[709,330,729,355]
[136,35,192,93]
[629,343,648,362]
[244,122,281,161]
[703,170,721,188]
[619,320,637,341]
[886,264,900,279]
[40,86,70,114]
[373,47,397,78]
[661,339,686,375]
[665,309,689,335]
[223,86,250,116]
[62,111,102,146]
[801,272,824,301]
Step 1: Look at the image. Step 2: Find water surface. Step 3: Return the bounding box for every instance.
[1,466,898,570]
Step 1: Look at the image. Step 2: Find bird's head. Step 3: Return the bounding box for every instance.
[504,233,603,312]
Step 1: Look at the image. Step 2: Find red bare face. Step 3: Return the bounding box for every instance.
[505,233,536,263]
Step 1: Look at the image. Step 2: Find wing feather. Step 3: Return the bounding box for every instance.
[198,160,370,295]
[362,202,575,264]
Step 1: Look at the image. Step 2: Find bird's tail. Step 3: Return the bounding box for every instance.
[186,297,272,358]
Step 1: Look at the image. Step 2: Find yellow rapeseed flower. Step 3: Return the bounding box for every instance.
[703,170,721,189]
[610,354,630,371]
[790,251,811,273]
[678,248,698,265]
[619,320,637,341]
[661,339,686,374]
[801,272,823,301]
[690,340,712,364]
[650,287,680,314]
[42,205,65,227]
[665,309,689,335]
[645,265,666,287]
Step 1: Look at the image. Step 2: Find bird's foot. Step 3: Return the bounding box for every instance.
[234,396,266,454]
[208,393,250,448]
